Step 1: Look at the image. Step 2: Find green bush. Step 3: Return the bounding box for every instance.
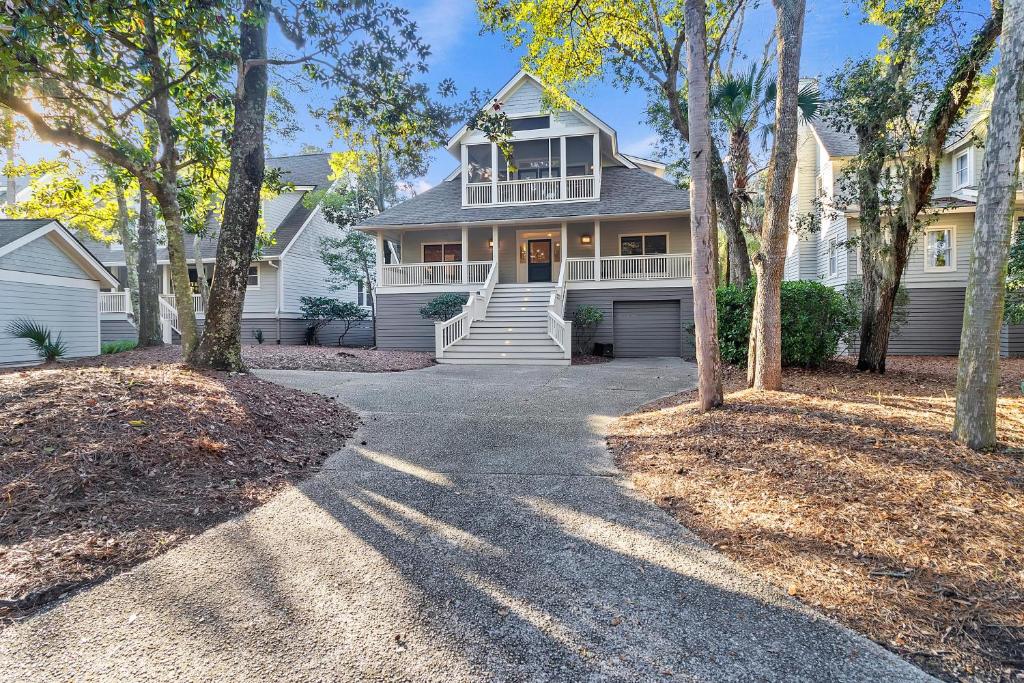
[572,305,604,354]
[101,339,138,354]
[716,280,855,368]
[5,318,67,362]
[419,293,469,322]
[840,279,910,347]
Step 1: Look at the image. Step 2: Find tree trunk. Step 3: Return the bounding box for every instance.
[684,0,724,411]
[157,186,200,352]
[747,0,805,390]
[135,188,163,346]
[189,0,269,371]
[109,169,140,320]
[710,144,751,286]
[953,3,1024,449]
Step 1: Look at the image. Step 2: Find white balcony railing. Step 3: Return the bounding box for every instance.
[465,175,596,206]
[99,290,131,315]
[564,254,692,282]
[380,261,492,287]
[160,293,204,315]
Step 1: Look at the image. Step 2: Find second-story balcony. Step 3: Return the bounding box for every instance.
[466,175,596,206]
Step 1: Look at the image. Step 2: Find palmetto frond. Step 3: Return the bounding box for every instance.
[5,318,67,362]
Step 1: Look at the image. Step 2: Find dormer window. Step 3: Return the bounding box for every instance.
[509,115,550,131]
[954,151,971,189]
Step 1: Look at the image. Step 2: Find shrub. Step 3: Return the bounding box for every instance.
[716,280,855,368]
[6,318,67,363]
[419,293,469,322]
[299,296,366,345]
[252,328,265,344]
[101,340,138,354]
[572,305,605,354]
[333,301,369,346]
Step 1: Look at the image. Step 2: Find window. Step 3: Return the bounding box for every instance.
[620,234,668,255]
[247,264,260,287]
[356,279,372,308]
[509,115,550,132]
[954,151,971,189]
[498,138,560,180]
[815,174,824,197]
[925,227,955,271]
[565,135,595,176]
[467,144,492,183]
[423,243,462,263]
[827,237,838,276]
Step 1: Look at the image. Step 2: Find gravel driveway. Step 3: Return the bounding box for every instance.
[0,359,932,682]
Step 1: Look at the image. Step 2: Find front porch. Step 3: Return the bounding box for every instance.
[373,216,692,293]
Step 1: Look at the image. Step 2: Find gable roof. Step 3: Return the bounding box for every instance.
[359,167,689,229]
[81,152,335,264]
[0,218,119,287]
[808,118,859,158]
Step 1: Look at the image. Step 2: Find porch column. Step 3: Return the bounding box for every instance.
[461,226,469,284]
[491,224,499,279]
[592,133,601,198]
[461,145,468,205]
[491,142,498,204]
[560,221,567,281]
[594,220,601,281]
[559,136,567,199]
[375,231,384,287]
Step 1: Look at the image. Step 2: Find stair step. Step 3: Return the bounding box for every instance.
[494,283,555,289]
[438,357,569,366]
[442,351,568,360]
[450,343,560,353]
[467,333,552,341]
[474,321,547,329]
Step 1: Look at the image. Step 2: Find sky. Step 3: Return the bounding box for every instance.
[15,0,987,191]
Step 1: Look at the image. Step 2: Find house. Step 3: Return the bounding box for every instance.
[0,218,119,366]
[85,153,373,346]
[786,106,1024,356]
[357,71,693,365]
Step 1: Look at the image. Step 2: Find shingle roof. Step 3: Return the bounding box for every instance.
[80,153,335,263]
[930,196,976,209]
[0,218,52,248]
[360,167,690,228]
[808,119,859,157]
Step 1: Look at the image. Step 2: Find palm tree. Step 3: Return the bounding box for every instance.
[6,318,67,363]
[712,62,820,282]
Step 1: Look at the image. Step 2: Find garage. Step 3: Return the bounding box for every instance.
[613,300,682,357]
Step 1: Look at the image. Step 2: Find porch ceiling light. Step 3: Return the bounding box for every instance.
[581,234,592,245]
[488,239,494,248]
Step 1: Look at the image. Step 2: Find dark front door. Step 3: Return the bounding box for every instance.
[528,239,552,282]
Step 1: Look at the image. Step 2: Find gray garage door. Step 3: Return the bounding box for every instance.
[613,300,682,357]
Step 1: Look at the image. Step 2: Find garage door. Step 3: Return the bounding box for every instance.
[613,300,681,357]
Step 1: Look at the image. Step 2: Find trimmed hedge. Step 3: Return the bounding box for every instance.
[717,280,856,368]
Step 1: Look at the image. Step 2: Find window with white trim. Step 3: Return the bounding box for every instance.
[423,243,462,263]
[356,279,371,308]
[954,151,971,189]
[247,264,260,287]
[924,227,955,271]
[827,237,839,276]
[620,234,668,256]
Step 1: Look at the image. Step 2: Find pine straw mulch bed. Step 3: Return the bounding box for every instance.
[0,348,358,627]
[609,357,1024,683]
[242,345,435,372]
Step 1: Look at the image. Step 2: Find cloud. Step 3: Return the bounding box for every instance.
[400,178,434,196]
[620,133,661,159]
[407,0,477,64]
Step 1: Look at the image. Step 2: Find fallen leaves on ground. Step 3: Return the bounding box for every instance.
[0,349,357,626]
[610,357,1024,683]
[244,345,435,372]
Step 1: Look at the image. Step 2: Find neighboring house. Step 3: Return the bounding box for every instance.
[0,219,119,366]
[357,70,693,365]
[0,175,31,212]
[785,106,1024,356]
[85,153,373,347]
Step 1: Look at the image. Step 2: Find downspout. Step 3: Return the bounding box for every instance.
[267,259,282,344]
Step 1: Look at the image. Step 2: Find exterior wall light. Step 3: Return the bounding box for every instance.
[581,234,592,245]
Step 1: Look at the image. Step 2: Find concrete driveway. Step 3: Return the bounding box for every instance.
[0,359,931,682]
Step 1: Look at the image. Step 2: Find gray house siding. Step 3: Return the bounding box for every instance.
[565,287,694,359]
[1,281,99,363]
[101,318,138,344]
[172,316,374,347]
[0,235,92,280]
[280,210,361,314]
[375,292,442,351]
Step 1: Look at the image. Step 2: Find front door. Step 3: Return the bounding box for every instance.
[528,239,552,282]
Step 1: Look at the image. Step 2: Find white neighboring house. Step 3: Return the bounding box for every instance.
[83,153,374,347]
[358,70,693,365]
[785,105,1024,356]
[0,218,119,366]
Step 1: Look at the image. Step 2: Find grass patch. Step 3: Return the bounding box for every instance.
[610,357,1024,682]
[101,339,138,355]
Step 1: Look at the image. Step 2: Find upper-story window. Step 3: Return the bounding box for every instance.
[924,226,956,272]
[509,115,550,131]
[499,138,561,180]
[954,151,971,189]
[566,136,595,176]
[467,144,492,183]
[827,237,838,276]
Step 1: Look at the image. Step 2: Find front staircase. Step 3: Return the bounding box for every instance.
[438,283,570,365]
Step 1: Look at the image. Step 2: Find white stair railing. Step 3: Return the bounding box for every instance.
[434,264,498,359]
[546,260,572,360]
[158,296,179,344]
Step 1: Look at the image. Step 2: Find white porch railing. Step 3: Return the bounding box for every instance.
[99,289,131,315]
[160,293,204,314]
[564,254,692,282]
[157,296,178,344]
[380,261,492,287]
[546,260,572,360]
[464,175,596,206]
[435,263,498,359]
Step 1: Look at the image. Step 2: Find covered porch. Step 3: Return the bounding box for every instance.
[373,216,692,292]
